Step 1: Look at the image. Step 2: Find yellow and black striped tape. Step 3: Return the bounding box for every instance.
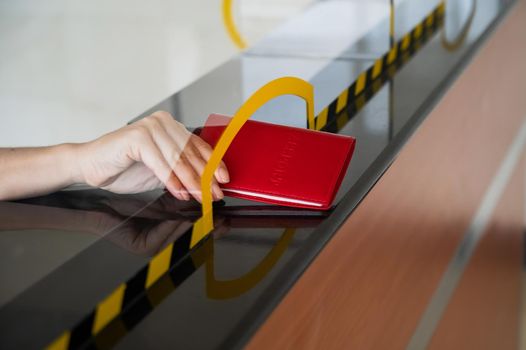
[313,3,444,133]
[47,226,295,350]
[46,3,445,349]
[46,228,200,350]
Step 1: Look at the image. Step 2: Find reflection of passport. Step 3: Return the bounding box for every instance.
[199,114,356,210]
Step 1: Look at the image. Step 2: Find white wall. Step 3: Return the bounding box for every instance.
[0,0,315,147]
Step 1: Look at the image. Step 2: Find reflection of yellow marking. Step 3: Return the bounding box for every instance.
[94,319,127,350]
[92,284,125,334]
[206,228,295,299]
[190,235,214,267]
[372,59,383,79]
[355,94,366,111]
[336,112,349,131]
[354,72,366,96]
[316,108,328,130]
[190,77,315,248]
[401,33,411,51]
[145,243,173,288]
[222,0,247,49]
[147,274,175,307]
[46,332,70,350]
[387,65,396,79]
[336,90,349,113]
[401,51,410,64]
[441,0,475,52]
[372,79,382,94]
[387,46,398,64]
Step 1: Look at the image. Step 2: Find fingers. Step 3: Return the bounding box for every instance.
[139,116,203,202]
[134,111,227,202]
[179,141,224,201]
[153,111,226,201]
[191,135,230,184]
[140,119,197,201]
[126,126,184,199]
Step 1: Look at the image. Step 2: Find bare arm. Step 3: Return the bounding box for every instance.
[0,144,81,200]
[0,111,229,202]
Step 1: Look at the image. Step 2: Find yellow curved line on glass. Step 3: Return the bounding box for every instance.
[222,0,247,49]
[206,228,295,299]
[441,0,476,52]
[190,77,315,248]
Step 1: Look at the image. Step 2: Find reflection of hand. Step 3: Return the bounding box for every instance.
[103,218,194,256]
[96,190,203,220]
[0,200,198,257]
[78,111,229,202]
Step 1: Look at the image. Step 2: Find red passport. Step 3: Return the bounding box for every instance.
[199,114,356,210]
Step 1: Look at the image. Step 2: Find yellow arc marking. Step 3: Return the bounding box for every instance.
[190,77,315,248]
[222,0,247,49]
[441,0,475,52]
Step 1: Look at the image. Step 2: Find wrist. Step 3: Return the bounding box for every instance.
[55,143,86,185]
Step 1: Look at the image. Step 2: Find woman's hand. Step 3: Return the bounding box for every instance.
[77,111,229,202]
[0,111,226,201]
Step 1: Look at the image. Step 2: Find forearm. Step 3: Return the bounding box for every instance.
[0,144,83,201]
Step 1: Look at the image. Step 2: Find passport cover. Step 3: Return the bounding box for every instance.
[199,114,356,210]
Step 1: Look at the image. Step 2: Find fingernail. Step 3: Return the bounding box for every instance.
[168,184,182,200]
[181,190,190,201]
[219,168,230,183]
[212,184,224,200]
